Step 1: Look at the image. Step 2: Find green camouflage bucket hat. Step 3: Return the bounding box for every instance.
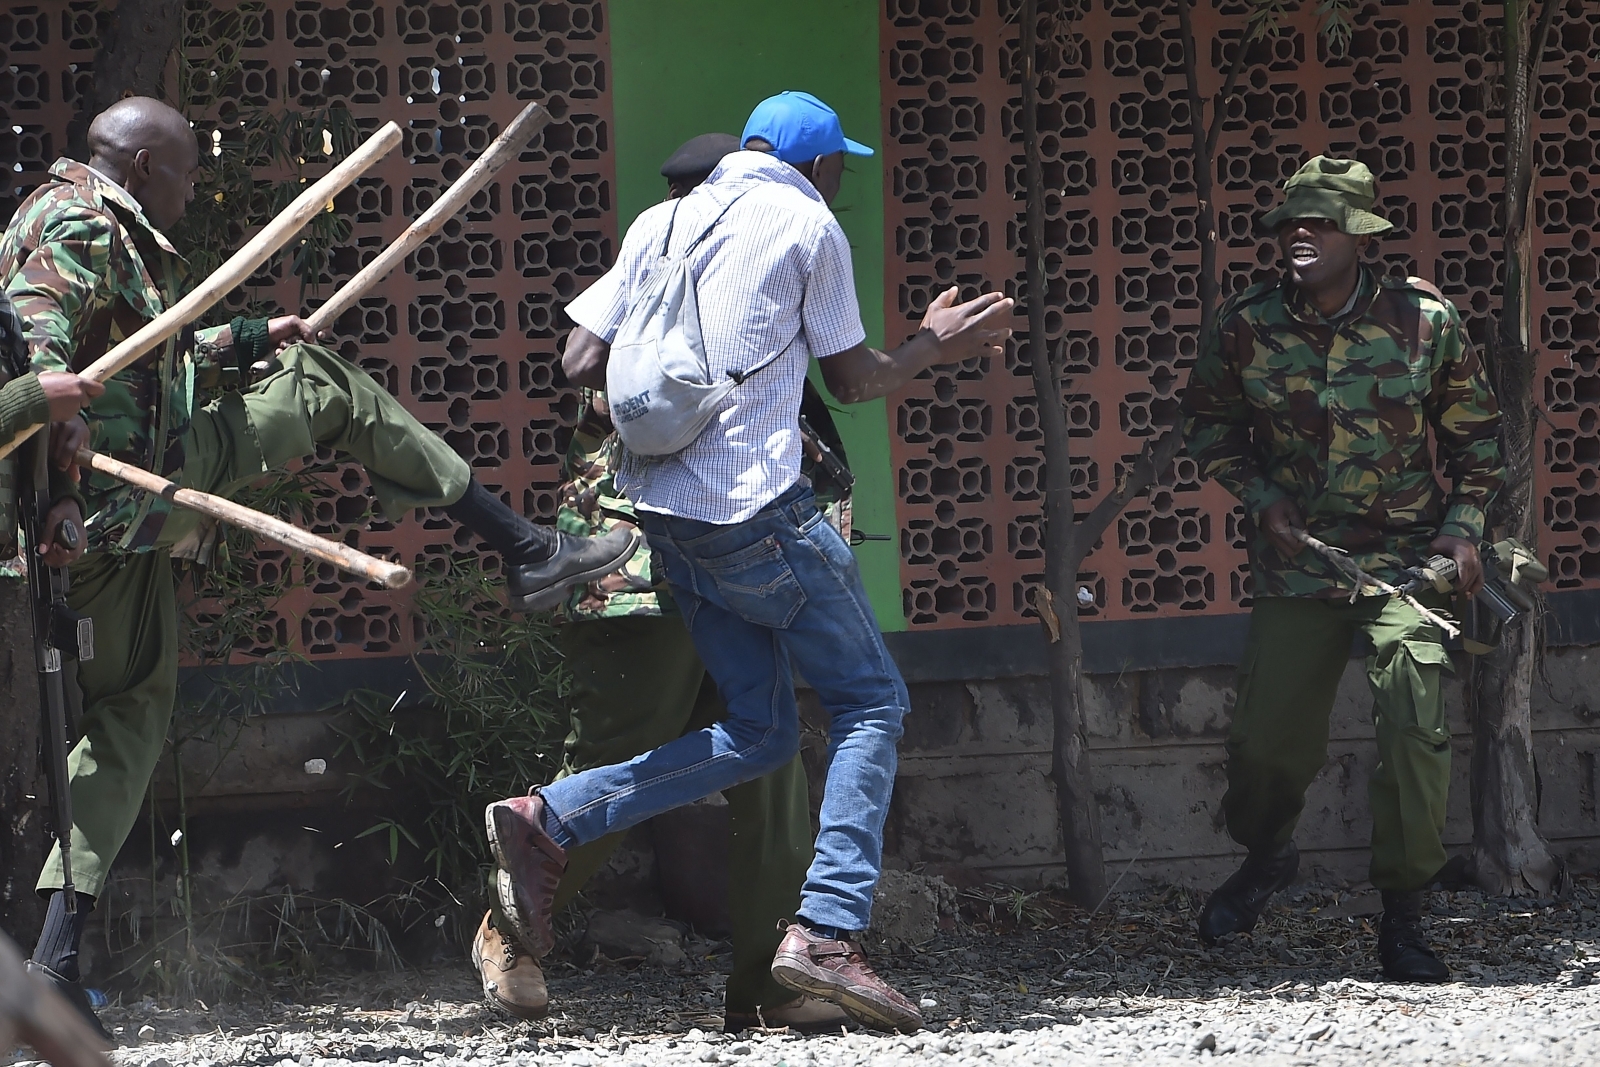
[1259,155,1394,236]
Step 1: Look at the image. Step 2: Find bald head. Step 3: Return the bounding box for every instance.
[87,96,199,230]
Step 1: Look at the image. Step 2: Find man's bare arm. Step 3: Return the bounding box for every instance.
[819,288,1013,404]
[563,288,1013,400]
[563,326,610,389]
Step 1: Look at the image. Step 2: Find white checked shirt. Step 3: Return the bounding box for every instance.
[565,151,866,524]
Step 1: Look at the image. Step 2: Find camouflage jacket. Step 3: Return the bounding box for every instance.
[0,159,245,553]
[555,396,669,619]
[1181,269,1504,598]
[0,291,83,558]
[555,385,854,620]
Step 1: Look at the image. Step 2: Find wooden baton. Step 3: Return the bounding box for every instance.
[0,120,404,462]
[307,101,551,333]
[78,448,412,589]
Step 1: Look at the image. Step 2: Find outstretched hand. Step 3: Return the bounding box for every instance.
[920,286,1014,364]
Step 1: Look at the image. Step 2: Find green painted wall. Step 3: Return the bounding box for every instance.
[606,0,902,631]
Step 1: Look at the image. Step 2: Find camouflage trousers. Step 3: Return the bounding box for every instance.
[536,614,813,1014]
[1222,594,1455,892]
[38,344,470,898]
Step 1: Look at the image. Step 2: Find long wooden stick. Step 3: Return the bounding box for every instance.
[307,101,550,333]
[79,448,411,589]
[1292,527,1460,638]
[0,121,403,462]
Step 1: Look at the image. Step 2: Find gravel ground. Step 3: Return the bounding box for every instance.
[10,878,1600,1067]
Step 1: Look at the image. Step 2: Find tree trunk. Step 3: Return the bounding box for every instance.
[1020,0,1106,908]
[1467,0,1560,897]
[66,0,186,160]
[0,581,46,947]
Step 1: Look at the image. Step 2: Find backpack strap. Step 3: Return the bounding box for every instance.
[661,186,799,385]
[659,199,682,257]
[669,188,754,258]
[726,325,800,384]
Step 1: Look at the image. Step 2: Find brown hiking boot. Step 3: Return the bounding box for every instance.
[471,911,549,1019]
[485,792,568,958]
[770,922,923,1032]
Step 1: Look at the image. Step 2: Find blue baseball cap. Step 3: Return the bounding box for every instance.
[741,91,874,164]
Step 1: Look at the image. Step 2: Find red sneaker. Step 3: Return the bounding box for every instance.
[770,922,923,1032]
[484,793,567,958]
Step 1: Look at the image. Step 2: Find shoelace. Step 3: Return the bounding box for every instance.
[493,929,521,969]
[1383,918,1432,951]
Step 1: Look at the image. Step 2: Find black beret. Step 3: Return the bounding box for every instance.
[660,133,740,180]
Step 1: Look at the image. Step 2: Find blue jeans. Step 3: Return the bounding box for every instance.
[538,483,908,931]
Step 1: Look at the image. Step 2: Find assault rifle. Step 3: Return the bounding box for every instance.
[18,433,94,913]
[0,294,91,914]
[1393,539,1545,654]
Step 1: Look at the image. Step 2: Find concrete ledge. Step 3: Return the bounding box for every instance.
[178,657,428,716]
[176,587,1600,702]
[884,614,1254,681]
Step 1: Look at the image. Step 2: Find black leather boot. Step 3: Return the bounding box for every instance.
[1197,841,1299,944]
[1378,890,1450,983]
[505,527,638,612]
[25,959,113,1044]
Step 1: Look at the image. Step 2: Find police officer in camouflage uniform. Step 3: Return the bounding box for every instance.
[0,96,633,1029]
[1181,157,1504,982]
[470,133,849,1034]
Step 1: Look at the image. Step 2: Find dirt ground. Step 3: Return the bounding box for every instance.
[10,878,1600,1067]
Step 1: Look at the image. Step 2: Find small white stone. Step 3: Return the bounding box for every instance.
[304,758,327,775]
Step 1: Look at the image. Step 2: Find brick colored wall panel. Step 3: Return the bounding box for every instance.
[880,0,1600,631]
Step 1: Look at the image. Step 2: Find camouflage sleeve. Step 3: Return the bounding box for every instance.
[1180,310,1287,515]
[192,323,233,365]
[1426,299,1504,540]
[4,208,115,373]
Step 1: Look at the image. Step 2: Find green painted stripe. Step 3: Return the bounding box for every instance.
[607,0,902,631]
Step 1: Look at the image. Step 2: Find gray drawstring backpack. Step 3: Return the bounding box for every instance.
[605,192,796,457]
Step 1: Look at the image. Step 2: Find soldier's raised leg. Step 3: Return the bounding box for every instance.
[186,343,636,611]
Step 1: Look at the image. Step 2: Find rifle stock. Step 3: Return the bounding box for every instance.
[18,437,92,913]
